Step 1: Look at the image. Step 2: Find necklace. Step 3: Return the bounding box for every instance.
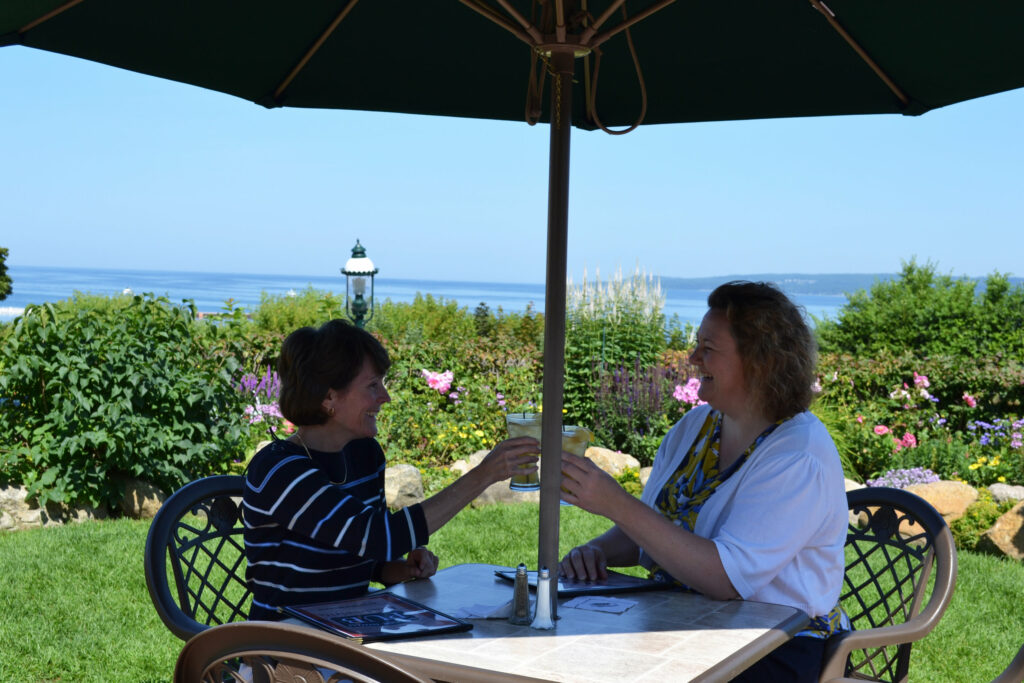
[293,431,348,485]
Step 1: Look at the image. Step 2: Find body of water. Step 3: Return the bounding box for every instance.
[0,265,857,327]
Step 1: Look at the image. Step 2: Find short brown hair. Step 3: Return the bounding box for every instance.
[277,319,391,426]
[707,281,817,422]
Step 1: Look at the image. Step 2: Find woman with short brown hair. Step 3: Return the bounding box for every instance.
[244,319,538,622]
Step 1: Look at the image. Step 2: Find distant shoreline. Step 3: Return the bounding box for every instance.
[4,265,1016,325]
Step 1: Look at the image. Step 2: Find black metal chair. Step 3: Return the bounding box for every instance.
[144,474,251,641]
[820,486,958,683]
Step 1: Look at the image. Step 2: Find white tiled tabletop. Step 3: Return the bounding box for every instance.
[370,563,809,682]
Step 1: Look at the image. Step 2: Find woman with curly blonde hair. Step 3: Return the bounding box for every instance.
[560,281,847,682]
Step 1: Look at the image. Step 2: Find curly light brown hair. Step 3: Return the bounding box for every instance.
[707,281,817,422]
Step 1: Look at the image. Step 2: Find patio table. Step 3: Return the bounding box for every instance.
[367,563,809,682]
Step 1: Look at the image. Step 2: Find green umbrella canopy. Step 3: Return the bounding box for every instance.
[4,0,1024,592]
[4,0,1024,128]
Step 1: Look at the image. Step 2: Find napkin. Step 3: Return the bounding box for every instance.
[562,596,637,614]
[450,600,522,619]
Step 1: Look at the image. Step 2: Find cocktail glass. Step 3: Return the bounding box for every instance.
[559,425,593,505]
[506,412,542,491]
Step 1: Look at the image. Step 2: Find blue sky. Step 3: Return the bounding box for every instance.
[2,46,1022,284]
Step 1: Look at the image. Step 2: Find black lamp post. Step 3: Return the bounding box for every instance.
[340,239,378,328]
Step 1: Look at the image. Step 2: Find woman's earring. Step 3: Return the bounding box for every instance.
[328,406,335,417]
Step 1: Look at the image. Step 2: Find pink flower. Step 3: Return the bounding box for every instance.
[673,377,705,406]
[811,378,823,394]
[892,437,904,453]
[963,392,977,408]
[901,432,918,449]
[420,369,454,395]
[856,415,864,424]
[874,425,891,435]
[913,372,930,389]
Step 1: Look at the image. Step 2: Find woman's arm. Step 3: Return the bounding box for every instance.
[560,452,739,600]
[419,436,539,534]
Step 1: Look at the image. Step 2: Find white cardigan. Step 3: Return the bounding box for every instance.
[639,404,848,618]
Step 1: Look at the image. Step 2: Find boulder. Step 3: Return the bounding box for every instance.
[977,501,1024,560]
[470,482,540,508]
[450,450,540,507]
[0,485,108,530]
[989,483,1024,505]
[844,479,866,527]
[584,447,641,478]
[451,450,489,477]
[385,464,425,509]
[905,480,978,525]
[120,479,166,519]
[640,467,652,488]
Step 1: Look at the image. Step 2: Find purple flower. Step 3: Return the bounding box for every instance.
[867,468,940,489]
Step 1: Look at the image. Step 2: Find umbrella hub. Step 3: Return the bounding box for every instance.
[535,41,592,59]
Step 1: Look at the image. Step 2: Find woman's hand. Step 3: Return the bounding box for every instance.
[477,436,540,485]
[378,547,438,585]
[559,451,626,516]
[559,543,608,582]
[404,546,438,579]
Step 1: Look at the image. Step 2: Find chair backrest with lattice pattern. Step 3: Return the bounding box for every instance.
[144,474,252,642]
[820,486,958,683]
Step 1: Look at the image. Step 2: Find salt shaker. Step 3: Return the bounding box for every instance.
[530,566,555,629]
[509,563,531,625]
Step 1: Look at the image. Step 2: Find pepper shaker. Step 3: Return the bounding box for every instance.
[509,563,531,625]
[530,566,555,629]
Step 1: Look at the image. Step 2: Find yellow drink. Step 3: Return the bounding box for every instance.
[561,425,592,458]
[506,412,542,491]
[560,426,593,497]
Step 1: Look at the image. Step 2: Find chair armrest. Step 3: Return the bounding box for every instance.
[991,643,1024,683]
[819,622,931,681]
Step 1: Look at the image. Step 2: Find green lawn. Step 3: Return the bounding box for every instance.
[1,505,1021,682]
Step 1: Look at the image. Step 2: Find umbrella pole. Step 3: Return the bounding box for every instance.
[538,47,575,621]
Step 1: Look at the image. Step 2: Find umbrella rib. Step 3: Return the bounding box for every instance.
[270,0,362,105]
[809,0,910,107]
[19,0,86,33]
[578,0,629,44]
[460,0,541,45]
[586,0,678,49]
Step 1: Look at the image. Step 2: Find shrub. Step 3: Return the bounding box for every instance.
[564,268,667,428]
[372,295,543,467]
[592,356,690,466]
[253,286,344,337]
[0,246,11,301]
[816,259,1024,359]
[950,488,1016,552]
[0,294,249,508]
[816,351,1024,481]
[616,467,643,497]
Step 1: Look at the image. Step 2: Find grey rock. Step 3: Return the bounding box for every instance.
[120,479,166,519]
[640,467,652,488]
[385,464,425,509]
[585,447,641,477]
[989,483,1024,505]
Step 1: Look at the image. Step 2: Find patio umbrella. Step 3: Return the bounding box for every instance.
[4,0,1024,599]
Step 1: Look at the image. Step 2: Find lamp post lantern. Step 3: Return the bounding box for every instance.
[340,239,378,328]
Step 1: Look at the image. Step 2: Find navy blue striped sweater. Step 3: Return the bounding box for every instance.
[242,438,429,621]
